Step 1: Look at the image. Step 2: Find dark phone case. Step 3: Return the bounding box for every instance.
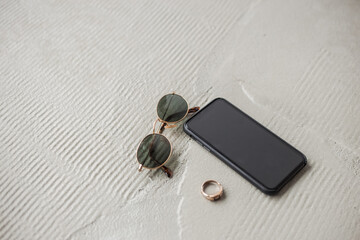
[183,98,307,195]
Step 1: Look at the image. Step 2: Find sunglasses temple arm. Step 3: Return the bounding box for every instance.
[153,119,167,134]
[188,106,200,113]
[158,107,199,177]
[158,122,166,134]
[139,164,172,178]
[160,165,173,178]
[150,106,199,178]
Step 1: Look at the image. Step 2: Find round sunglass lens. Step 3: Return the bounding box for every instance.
[137,134,171,169]
[157,94,188,123]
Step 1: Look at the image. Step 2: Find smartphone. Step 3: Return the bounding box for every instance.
[184,98,307,195]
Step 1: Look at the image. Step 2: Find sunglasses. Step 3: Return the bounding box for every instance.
[136,93,199,177]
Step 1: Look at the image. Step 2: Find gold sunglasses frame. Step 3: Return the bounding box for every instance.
[136,93,199,178]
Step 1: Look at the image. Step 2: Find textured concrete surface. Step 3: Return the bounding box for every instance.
[0,0,359,239]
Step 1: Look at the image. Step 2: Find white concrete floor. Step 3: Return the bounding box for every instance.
[0,0,359,239]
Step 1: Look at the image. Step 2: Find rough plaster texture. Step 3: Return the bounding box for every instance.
[0,0,359,239]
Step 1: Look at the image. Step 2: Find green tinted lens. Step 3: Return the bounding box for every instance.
[137,134,171,169]
[157,94,188,123]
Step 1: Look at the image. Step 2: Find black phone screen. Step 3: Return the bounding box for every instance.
[185,98,306,193]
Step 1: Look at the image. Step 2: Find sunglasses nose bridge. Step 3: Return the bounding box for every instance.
[152,118,161,134]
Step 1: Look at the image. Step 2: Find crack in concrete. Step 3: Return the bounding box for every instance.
[175,145,191,240]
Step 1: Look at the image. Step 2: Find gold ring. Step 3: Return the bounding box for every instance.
[201,180,223,201]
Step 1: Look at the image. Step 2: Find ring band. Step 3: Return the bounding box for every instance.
[201,180,223,201]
